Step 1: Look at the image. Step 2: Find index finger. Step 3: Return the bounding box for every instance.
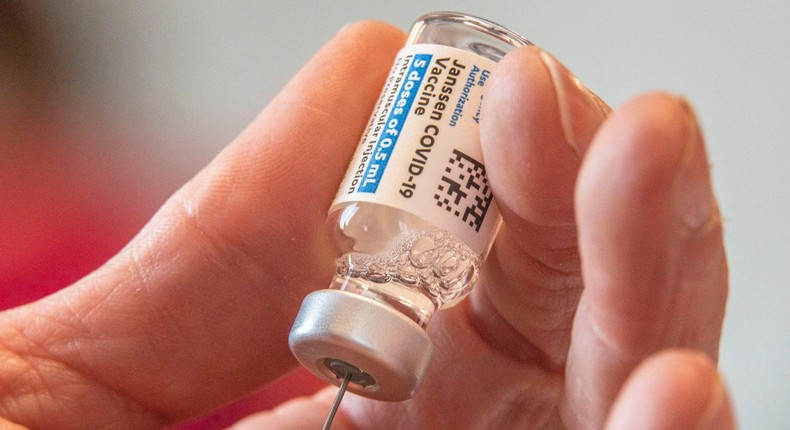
[0,21,405,427]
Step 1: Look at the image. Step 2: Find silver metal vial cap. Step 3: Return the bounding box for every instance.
[288,289,433,401]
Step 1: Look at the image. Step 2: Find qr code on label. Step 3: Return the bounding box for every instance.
[434,149,493,232]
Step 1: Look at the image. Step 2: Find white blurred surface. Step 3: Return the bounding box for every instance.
[45,1,790,428]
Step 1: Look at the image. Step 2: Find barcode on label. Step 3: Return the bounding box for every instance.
[434,149,493,232]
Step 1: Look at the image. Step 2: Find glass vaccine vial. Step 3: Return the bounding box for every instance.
[289,12,531,401]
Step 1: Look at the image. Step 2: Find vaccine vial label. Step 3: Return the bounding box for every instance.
[332,44,500,255]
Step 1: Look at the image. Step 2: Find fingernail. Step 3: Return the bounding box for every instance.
[674,99,718,231]
[538,50,610,157]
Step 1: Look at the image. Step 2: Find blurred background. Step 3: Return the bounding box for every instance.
[2,1,788,428]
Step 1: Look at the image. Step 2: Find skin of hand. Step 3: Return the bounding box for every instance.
[0,21,734,430]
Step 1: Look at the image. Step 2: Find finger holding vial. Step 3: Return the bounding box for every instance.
[283,13,730,430]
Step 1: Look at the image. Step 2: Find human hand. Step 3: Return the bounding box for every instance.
[0,21,734,429]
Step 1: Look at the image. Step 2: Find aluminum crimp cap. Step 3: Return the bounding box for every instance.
[288,289,433,401]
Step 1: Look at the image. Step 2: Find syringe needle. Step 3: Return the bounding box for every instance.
[322,371,352,430]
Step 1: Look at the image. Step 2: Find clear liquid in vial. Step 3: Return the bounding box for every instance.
[329,201,480,327]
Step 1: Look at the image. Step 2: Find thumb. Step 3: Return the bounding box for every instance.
[605,350,736,430]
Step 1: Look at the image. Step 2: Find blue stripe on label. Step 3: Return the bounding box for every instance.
[359,53,432,193]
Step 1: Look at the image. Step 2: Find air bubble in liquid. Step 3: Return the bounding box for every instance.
[336,228,480,308]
